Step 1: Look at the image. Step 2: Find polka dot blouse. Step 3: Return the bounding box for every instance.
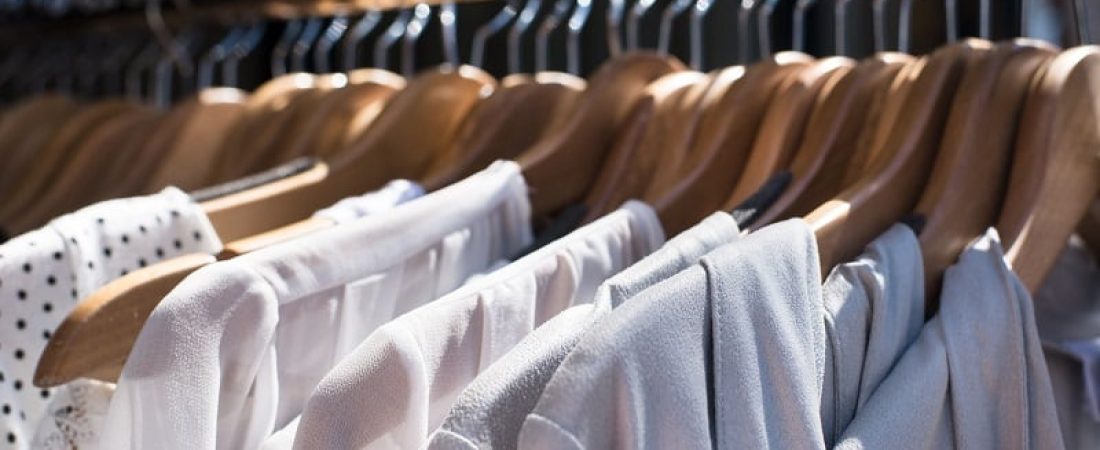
[0,188,222,450]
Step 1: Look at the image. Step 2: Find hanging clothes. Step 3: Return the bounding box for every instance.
[425,211,743,450]
[835,229,1064,449]
[290,201,664,450]
[518,219,826,449]
[97,161,532,450]
[0,188,222,450]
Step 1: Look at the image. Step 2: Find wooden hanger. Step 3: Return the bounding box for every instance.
[804,40,985,276]
[420,72,587,192]
[997,45,1100,292]
[276,70,406,163]
[236,80,333,177]
[749,53,912,227]
[0,96,82,207]
[721,57,852,210]
[144,88,249,192]
[836,55,917,188]
[208,73,320,184]
[34,253,216,386]
[12,108,167,234]
[913,40,1055,299]
[0,100,141,229]
[517,52,685,219]
[202,66,495,243]
[34,66,498,386]
[647,52,812,235]
[580,70,711,222]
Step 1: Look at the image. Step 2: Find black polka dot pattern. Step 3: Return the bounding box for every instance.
[0,188,221,449]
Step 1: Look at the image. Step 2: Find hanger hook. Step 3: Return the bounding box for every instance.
[607,0,625,56]
[508,0,542,74]
[272,19,304,76]
[627,0,655,50]
[536,0,572,72]
[1075,0,1090,44]
[374,9,412,70]
[659,0,693,57]
[835,0,851,55]
[125,39,161,103]
[291,17,324,73]
[401,4,433,77]
[738,0,758,63]
[313,15,349,74]
[566,0,592,75]
[441,2,460,66]
[793,0,817,52]
[757,0,780,56]
[471,0,518,68]
[898,0,912,53]
[198,25,244,89]
[144,0,194,78]
[224,21,265,87]
[872,0,891,52]
[689,0,715,70]
[943,0,960,42]
[342,11,382,72]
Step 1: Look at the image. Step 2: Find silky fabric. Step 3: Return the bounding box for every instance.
[835,229,1064,450]
[518,219,825,449]
[0,188,221,450]
[31,181,426,450]
[97,162,532,450]
[1032,237,1100,450]
[290,201,665,450]
[425,212,741,450]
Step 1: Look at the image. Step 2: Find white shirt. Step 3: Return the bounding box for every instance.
[98,161,532,450]
[0,188,222,450]
[425,212,741,450]
[311,180,425,224]
[30,180,425,450]
[519,219,826,449]
[835,229,1064,449]
[290,201,665,450]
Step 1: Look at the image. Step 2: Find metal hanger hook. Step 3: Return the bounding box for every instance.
[471,0,518,68]
[689,0,715,69]
[659,0,693,57]
[342,11,382,72]
[536,0,572,72]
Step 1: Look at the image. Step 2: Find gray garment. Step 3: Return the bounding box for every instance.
[836,229,1064,450]
[820,224,926,446]
[426,213,742,450]
[1034,238,1100,450]
[519,219,825,450]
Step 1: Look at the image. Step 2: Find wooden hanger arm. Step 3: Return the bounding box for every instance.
[915,41,1055,297]
[806,41,979,275]
[998,46,1100,291]
[35,253,215,387]
[519,53,685,218]
[202,162,331,242]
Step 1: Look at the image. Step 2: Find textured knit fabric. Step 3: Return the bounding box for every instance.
[30,180,428,450]
[97,161,532,450]
[425,212,740,450]
[290,201,665,450]
[820,224,926,446]
[835,228,1064,450]
[0,188,221,450]
[311,180,425,224]
[519,219,825,449]
[1033,238,1100,450]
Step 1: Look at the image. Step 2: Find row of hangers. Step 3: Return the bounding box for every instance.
[13,0,1100,399]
